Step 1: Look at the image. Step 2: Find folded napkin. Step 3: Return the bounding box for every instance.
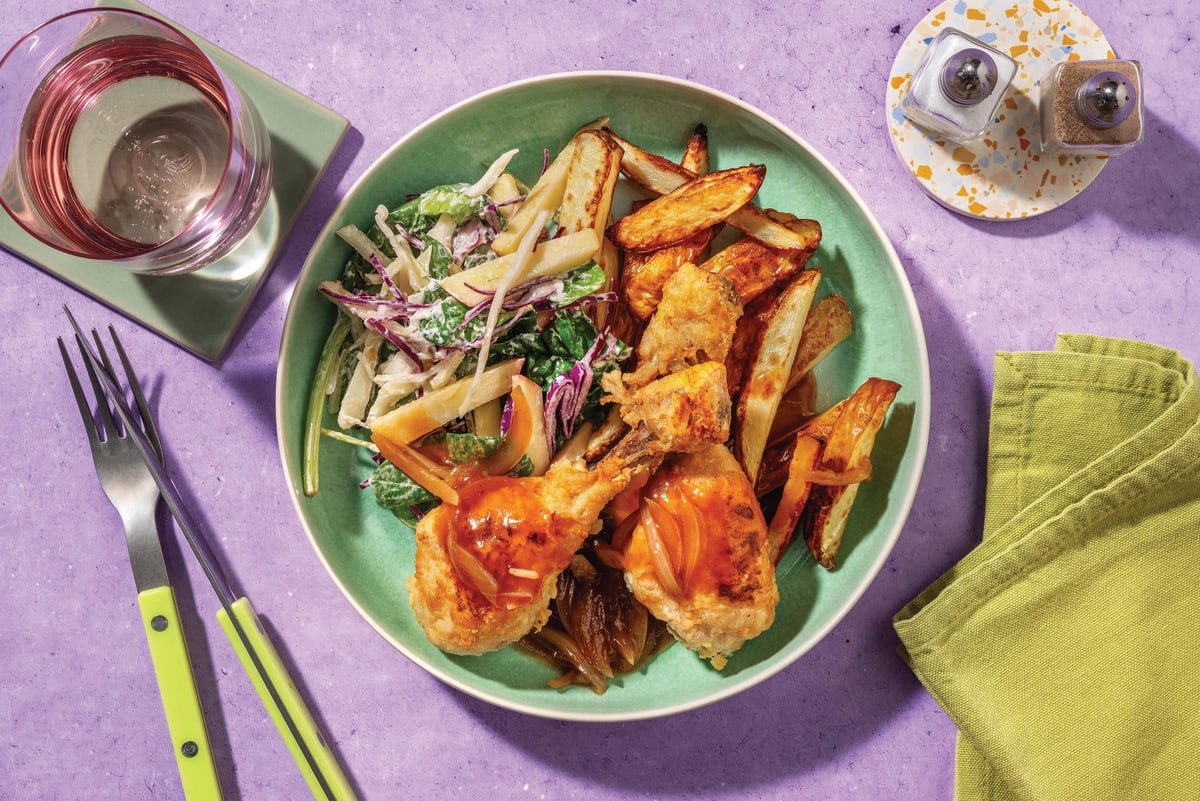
[894,334,1200,801]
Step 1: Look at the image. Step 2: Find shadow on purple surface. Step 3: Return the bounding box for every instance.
[955,110,1200,244]
[220,125,365,367]
[448,249,987,796]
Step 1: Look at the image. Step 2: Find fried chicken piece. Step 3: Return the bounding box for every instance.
[620,262,743,388]
[604,360,731,453]
[408,372,733,656]
[619,441,777,667]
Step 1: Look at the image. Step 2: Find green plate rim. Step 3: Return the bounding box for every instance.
[276,70,931,721]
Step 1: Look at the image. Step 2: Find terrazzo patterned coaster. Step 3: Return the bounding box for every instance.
[0,0,348,360]
[885,0,1116,220]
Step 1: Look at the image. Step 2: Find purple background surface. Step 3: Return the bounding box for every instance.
[1,2,1196,799]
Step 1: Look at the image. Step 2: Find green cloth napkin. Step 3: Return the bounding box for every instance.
[894,334,1200,801]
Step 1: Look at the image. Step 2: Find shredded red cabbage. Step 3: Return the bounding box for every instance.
[500,394,514,437]
[542,333,614,451]
[318,285,429,317]
[451,219,492,265]
[368,253,404,299]
[365,318,423,367]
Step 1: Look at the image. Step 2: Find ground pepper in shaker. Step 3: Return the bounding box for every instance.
[1039,60,1143,155]
[898,27,1017,143]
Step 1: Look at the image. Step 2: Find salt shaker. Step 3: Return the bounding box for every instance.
[899,27,1018,143]
[1039,60,1143,155]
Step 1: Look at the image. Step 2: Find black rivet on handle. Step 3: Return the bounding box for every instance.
[181,741,199,758]
[151,615,168,632]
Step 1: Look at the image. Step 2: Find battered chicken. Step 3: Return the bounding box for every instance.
[619,440,778,667]
[605,360,731,452]
[407,365,732,656]
[617,262,742,389]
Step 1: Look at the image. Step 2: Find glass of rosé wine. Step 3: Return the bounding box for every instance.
[0,8,273,275]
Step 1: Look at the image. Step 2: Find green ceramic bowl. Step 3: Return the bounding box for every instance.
[277,72,930,721]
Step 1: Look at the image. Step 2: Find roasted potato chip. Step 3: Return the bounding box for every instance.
[734,269,821,482]
[725,285,782,395]
[680,124,709,176]
[620,227,719,320]
[558,129,623,239]
[787,293,854,391]
[606,130,819,251]
[755,398,846,497]
[492,119,609,254]
[609,164,766,253]
[698,231,817,307]
[802,378,901,568]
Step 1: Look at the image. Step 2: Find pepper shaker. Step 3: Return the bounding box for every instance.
[1039,60,1143,155]
[899,27,1018,143]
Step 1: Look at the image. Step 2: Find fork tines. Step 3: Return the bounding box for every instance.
[58,325,163,460]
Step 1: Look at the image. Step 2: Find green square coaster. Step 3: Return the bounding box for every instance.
[0,0,349,360]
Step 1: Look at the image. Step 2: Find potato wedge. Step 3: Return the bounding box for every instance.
[765,372,818,447]
[609,164,766,253]
[755,398,847,497]
[739,208,822,252]
[558,129,623,240]
[734,269,821,482]
[594,233,620,330]
[698,232,817,307]
[725,285,781,396]
[489,119,611,254]
[680,123,710,176]
[439,228,600,306]
[606,130,818,251]
[765,432,822,562]
[787,293,854,391]
[620,227,720,320]
[802,378,901,568]
[606,130,691,194]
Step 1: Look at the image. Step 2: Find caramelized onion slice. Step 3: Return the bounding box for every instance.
[640,498,684,598]
[533,627,608,694]
[671,489,704,593]
[445,536,499,606]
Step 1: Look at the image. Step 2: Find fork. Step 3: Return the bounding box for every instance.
[59,328,223,801]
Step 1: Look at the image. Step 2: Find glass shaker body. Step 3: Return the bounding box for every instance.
[899,28,1017,143]
[1039,60,1143,156]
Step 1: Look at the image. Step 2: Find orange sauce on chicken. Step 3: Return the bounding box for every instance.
[629,470,763,601]
[439,476,583,608]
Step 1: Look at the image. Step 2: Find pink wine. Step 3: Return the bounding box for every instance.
[21,35,237,256]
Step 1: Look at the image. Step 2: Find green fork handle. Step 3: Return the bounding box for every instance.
[217,597,357,801]
[137,585,223,801]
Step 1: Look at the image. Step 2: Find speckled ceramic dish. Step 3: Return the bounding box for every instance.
[277,72,930,721]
